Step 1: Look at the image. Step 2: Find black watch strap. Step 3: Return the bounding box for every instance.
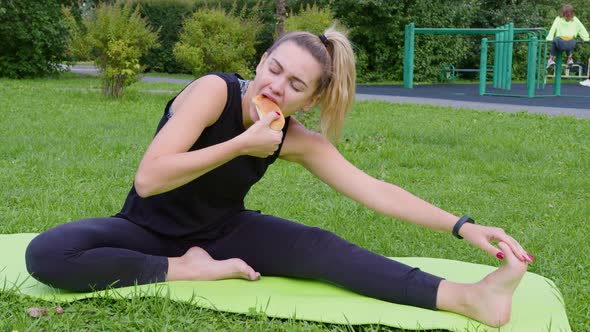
[452,215,475,239]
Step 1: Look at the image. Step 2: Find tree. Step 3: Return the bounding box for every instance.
[276,0,286,38]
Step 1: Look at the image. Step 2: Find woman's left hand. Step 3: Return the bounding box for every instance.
[459,223,534,263]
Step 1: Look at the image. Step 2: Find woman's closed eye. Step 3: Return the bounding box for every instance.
[269,63,281,75]
[291,81,304,92]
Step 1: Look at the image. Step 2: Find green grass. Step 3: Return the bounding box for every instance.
[1,74,589,331]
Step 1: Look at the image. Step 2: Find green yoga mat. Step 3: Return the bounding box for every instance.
[1,233,570,331]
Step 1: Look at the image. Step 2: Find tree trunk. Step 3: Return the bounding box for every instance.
[276,0,286,38]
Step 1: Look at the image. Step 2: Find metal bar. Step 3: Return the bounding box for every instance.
[526,37,538,97]
[554,52,562,96]
[506,23,514,90]
[482,93,533,97]
[485,39,543,43]
[497,25,507,89]
[479,38,488,96]
[403,23,415,89]
[493,26,501,88]
[415,28,507,34]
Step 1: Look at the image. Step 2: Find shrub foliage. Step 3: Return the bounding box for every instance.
[284,4,334,35]
[173,6,261,77]
[0,0,69,78]
[65,1,159,97]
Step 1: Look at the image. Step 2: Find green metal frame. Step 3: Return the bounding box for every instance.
[404,22,589,98]
[479,38,590,98]
[403,23,547,91]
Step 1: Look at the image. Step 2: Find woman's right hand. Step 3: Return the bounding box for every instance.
[238,112,284,157]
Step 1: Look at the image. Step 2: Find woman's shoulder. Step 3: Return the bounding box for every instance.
[280,117,333,163]
[170,74,229,126]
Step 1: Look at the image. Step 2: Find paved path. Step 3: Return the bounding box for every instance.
[355,94,589,118]
[68,65,589,118]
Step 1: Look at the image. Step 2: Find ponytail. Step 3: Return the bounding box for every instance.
[318,25,356,143]
[266,25,356,143]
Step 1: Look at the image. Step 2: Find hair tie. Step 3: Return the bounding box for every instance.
[318,34,329,47]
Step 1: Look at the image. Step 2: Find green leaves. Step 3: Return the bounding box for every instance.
[173,7,262,77]
[284,4,334,36]
[68,1,159,97]
[0,0,69,78]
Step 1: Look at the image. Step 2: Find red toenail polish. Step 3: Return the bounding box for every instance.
[496,252,505,260]
[527,253,534,262]
[275,111,281,116]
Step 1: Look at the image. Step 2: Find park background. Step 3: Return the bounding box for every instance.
[1,0,589,331]
[2,0,590,88]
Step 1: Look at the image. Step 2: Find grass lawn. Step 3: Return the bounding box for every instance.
[1,74,588,331]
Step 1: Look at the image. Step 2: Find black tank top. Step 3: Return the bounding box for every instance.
[115,73,291,239]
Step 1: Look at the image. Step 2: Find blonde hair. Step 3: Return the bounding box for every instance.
[266,25,356,143]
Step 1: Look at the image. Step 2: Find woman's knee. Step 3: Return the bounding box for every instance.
[25,229,73,287]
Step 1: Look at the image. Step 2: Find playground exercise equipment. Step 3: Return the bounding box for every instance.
[439,63,493,81]
[404,22,547,90]
[478,38,589,97]
[404,22,589,98]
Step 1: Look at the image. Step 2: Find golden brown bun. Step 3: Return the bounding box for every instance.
[252,95,285,131]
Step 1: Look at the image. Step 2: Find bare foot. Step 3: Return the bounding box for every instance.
[466,241,528,327]
[437,242,528,327]
[166,247,261,282]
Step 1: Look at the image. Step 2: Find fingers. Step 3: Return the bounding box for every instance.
[500,233,534,263]
[493,230,533,263]
[485,228,534,263]
[479,238,507,260]
[497,241,528,265]
[467,225,534,263]
[262,111,281,125]
[497,241,511,260]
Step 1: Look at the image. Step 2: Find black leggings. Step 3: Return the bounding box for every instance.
[25,210,442,310]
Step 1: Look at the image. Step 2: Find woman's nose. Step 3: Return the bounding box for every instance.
[269,77,287,96]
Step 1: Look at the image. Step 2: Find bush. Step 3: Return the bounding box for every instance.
[65,1,159,97]
[284,3,334,35]
[173,6,261,77]
[0,0,69,78]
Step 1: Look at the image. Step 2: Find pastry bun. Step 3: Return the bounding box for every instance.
[252,95,285,131]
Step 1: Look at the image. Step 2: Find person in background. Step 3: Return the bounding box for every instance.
[546,4,589,69]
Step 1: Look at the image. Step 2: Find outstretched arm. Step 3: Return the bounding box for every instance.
[280,121,532,262]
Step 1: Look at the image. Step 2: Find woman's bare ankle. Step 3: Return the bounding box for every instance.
[436,243,528,327]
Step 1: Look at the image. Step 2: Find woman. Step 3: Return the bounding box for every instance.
[26,26,533,328]
[546,4,589,68]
